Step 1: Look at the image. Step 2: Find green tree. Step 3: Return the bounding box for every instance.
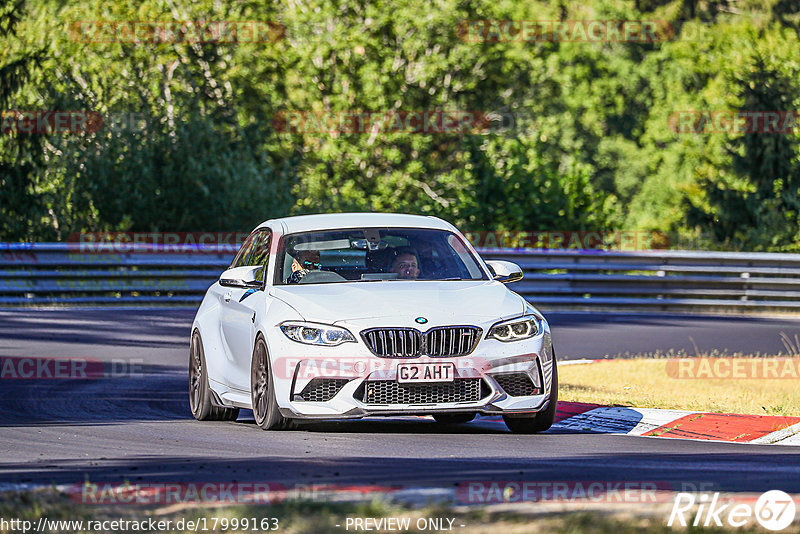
[0,0,47,240]
[687,53,800,250]
[17,0,299,236]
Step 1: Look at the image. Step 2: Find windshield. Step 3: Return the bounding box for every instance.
[275,227,488,285]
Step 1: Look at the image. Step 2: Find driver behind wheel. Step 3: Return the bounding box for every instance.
[390,247,421,280]
[286,250,321,284]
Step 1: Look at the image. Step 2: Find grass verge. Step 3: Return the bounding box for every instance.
[1,488,788,533]
[559,356,800,416]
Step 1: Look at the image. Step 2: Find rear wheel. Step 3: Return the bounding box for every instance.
[251,336,292,430]
[189,331,239,421]
[433,413,476,425]
[503,359,558,434]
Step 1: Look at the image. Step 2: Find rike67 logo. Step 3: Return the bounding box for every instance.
[668,490,796,530]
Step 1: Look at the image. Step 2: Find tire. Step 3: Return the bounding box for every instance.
[503,359,558,434]
[433,413,476,425]
[189,331,240,422]
[251,336,292,430]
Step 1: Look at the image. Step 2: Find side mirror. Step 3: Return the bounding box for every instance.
[485,260,523,283]
[219,266,263,289]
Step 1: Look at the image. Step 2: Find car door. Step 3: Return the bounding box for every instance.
[219,229,271,391]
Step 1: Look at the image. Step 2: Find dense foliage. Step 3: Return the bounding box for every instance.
[1,0,799,250]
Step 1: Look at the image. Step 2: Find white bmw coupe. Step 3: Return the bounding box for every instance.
[189,213,557,433]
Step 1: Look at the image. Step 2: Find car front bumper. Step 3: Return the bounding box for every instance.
[270,329,556,420]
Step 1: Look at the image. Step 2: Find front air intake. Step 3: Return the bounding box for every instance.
[296,378,350,402]
[358,378,485,405]
[493,373,540,396]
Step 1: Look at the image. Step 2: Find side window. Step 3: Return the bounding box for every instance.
[247,230,272,282]
[231,231,258,268]
[246,230,271,266]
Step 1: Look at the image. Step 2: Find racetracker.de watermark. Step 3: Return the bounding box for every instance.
[271,110,516,135]
[666,358,800,379]
[67,232,247,253]
[0,357,143,379]
[67,482,408,505]
[455,480,708,504]
[465,230,667,251]
[68,20,285,43]
[458,20,675,43]
[69,482,287,505]
[273,355,493,380]
[0,111,102,135]
[1,111,150,135]
[669,111,800,134]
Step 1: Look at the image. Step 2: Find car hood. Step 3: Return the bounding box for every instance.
[269,280,526,326]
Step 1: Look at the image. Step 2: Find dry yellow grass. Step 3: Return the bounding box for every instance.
[9,489,796,534]
[559,358,800,416]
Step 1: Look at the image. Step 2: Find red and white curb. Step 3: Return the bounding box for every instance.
[528,358,800,445]
[557,403,800,444]
[481,402,800,445]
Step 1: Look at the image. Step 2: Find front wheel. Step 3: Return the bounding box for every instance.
[189,331,239,422]
[251,336,292,430]
[503,360,558,434]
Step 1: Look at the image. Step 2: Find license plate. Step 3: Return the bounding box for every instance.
[397,363,455,383]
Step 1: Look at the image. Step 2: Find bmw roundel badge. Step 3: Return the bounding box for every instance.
[415,317,428,324]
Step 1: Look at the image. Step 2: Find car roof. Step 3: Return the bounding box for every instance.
[261,213,457,234]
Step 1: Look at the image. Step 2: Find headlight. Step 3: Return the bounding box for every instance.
[487,315,540,342]
[280,322,356,346]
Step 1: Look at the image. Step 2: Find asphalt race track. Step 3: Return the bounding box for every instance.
[1,308,800,495]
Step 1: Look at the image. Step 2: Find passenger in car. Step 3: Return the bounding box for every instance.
[286,250,321,283]
[415,240,445,279]
[365,248,395,273]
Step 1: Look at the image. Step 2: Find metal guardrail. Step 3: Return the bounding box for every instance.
[0,243,233,305]
[480,248,800,312]
[2,243,800,312]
